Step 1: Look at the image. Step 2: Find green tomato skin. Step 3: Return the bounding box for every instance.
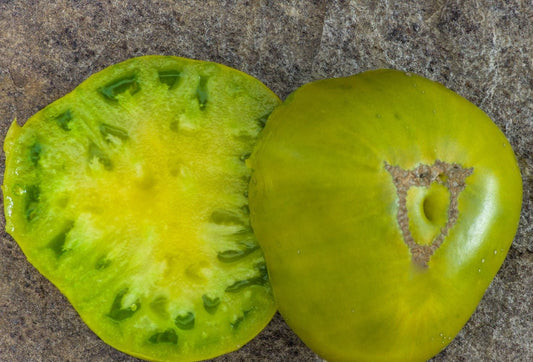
[248,70,522,361]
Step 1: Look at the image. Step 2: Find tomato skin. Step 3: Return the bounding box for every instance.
[248,70,522,361]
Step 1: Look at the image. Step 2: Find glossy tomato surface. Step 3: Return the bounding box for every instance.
[3,55,279,361]
[248,70,522,361]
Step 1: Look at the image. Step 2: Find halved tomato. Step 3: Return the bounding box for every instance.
[3,55,280,361]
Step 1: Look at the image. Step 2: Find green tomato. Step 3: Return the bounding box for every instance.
[248,70,522,361]
[3,55,280,361]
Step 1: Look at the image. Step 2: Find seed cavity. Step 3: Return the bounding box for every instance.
[235,133,254,143]
[95,256,112,270]
[217,243,258,263]
[202,294,220,314]
[184,261,211,282]
[196,76,209,110]
[175,311,195,330]
[210,209,243,225]
[100,123,129,142]
[225,279,258,293]
[108,288,141,321]
[29,142,42,166]
[256,112,271,127]
[48,221,75,257]
[225,262,269,293]
[99,75,139,101]
[158,70,181,88]
[230,315,244,329]
[148,329,178,345]
[227,227,254,241]
[25,185,40,222]
[54,110,72,131]
[89,142,113,170]
[149,296,169,319]
[256,262,268,279]
[169,120,179,132]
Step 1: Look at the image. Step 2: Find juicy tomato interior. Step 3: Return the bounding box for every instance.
[3,55,280,361]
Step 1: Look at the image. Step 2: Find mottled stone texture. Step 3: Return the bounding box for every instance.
[0,0,531,361]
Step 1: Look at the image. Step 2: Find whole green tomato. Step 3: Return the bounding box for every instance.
[248,70,522,361]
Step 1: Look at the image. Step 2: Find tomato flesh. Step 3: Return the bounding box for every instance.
[3,55,280,361]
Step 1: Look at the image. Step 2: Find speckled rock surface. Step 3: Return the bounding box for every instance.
[0,1,531,361]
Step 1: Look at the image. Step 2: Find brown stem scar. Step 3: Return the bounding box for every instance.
[384,160,473,268]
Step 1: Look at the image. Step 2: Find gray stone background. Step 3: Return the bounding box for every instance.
[0,0,531,361]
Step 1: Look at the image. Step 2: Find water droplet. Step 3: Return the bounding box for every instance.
[494,249,498,255]
[405,72,412,77]
[439,333,443,337]
[481,259,485,263]
[297,250,301,255]
[478,268,481,273]
[432,109,437,115]
[421,90,425,94]
[351,309,355,313]
[376,113,382,118]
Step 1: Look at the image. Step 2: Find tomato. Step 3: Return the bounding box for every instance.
[2,55,280,361]
[248,70,522,361]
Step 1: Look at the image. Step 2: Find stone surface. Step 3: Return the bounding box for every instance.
[0,0,531,361]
